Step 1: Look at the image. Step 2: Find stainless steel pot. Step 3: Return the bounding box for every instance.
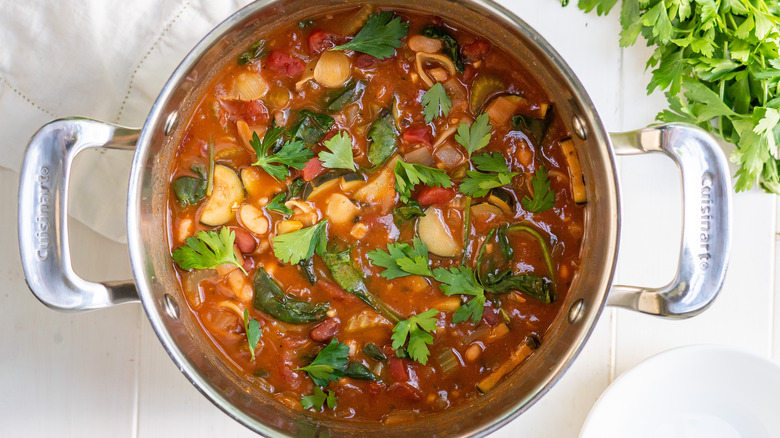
[18,0,732,436]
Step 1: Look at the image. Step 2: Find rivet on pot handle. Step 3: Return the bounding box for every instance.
[18,118,141,312]
[608,123,732,318]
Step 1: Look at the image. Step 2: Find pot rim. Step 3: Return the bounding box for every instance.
[126,0,621,436]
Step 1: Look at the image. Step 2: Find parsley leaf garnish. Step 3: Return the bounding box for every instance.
[295,338,350,386]
[251,129,314,181]
[172,227,246,274]
[391,309,439,365]
[243,309,262,362]
[301,386,337,410]
[521,165,555,213]
[266,192,294,216]
[394,160,452,203]
[331,11,409,59]
[455,113,492,157]
[271,220,328,265]
[459,152,520,197]
[421,83,452,124]
[367,237,433,279]
[433,266,486,323]
[318,131,356,170]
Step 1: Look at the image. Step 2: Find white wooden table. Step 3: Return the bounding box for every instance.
[1,1,777,437]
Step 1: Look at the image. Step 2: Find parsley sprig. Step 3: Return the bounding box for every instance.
[301,386,337,410]
[455,113,492,157]
[266,193,294,216]
[243,309,262,362]
[318,131,356,170]
[522,165,555,213]
[331,11,409,59]
[459,152,520,197]
[251,129,314,181]
[391,309,440,365]
[367,237,432,279]
[433,266,486,323]
[421,83,452,124]
[271,220,328,265]
[295,338,350,386]
[571,0,780,193]
[394,161,452,203]
[171,227,246,274]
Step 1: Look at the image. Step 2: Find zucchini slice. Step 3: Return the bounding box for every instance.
[200,164,245,226]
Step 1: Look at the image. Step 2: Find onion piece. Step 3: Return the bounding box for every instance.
[404,146,435,166]
[434,143,463,169]
[415,52,457,88]
[294,58,318,91]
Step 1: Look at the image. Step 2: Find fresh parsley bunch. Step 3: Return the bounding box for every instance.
[572,0,780,192]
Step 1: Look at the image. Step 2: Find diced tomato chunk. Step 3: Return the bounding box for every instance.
[402,126,433,146]
[415,186,456,207]
[308,30,346,56]
[220,100,268,126]
[266,50,306,77]
[367,381,385,396]
[302,157,326,181]
[388,358,409,382]
[461,39,491,63]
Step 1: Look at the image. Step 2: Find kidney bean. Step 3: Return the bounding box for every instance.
[230,227,257,254]
[310,318,340,342]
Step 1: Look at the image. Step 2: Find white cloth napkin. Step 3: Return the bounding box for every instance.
[2,0,252,242]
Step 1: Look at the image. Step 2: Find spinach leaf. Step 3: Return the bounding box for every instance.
[367,113,399,167]
[511,114,550,145]
[483,270,552,303]
[421,25,464,73]
[252,268,329,323]
[289,110,335,144]
[393,200,426,224]
[362,343,387,361]
[172,166,207,207]
[324,80,367,113]
[344,362,376,380]
[321,249,402,323]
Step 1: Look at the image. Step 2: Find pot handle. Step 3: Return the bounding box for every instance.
[608,123,732,318]
[18,117,141,312]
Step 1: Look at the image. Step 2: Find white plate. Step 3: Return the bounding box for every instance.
[579,345,780,438]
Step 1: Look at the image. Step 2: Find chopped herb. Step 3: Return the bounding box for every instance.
[455,113,492,157]
[367,237,433,279]
[367,112,400,167]
[251,129,314,181]
[459,152,520,197]
[238,40,267,65]
[271,220,328,265]
[331,11,409,59]
[318,131,356,170]
[172,227,246,275]
[391,309,439,365]
[421,25,464,73]
[243,309,262,362]
[421,83,452,124]
[521,165,555,213]
[394,160,452,203]
[266,193,294,216]
[295,338,350,386]
[301,386,337,410]
[297,19,314,29]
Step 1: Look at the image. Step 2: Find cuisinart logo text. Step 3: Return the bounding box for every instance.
[699,172,714,270]
[35,166,51,261]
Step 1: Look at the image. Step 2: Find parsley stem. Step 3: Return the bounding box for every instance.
[206,138,215,196]
[461,196,472,265]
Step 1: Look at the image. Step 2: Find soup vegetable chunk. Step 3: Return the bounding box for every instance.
[167,6,586,422]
